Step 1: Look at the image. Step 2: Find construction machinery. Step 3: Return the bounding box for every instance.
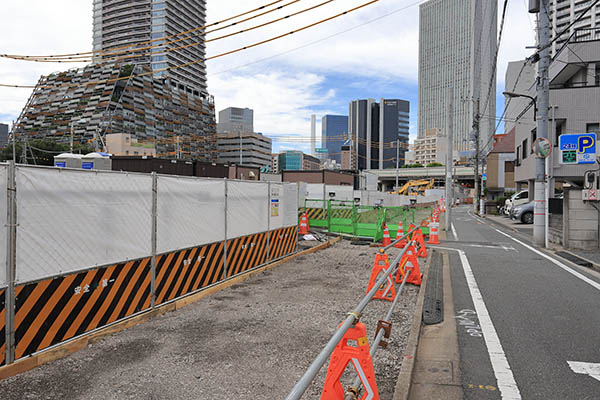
[395,179,435,196]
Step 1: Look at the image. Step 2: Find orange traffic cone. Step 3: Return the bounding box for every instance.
[427,222,441,245]
[396,244,420,284]
[381,222,391,247]
[321,322,380,400]
[299,212,310,235]
[412,229,428,258]
[405,248,422,286]
[394,222,407,248]
[366,250,396,302]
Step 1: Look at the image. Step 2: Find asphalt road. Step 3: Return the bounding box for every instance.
[443,206,600,399]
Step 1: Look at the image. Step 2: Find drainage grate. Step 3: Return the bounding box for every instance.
[423,250,444,325]
[555,251,594,268]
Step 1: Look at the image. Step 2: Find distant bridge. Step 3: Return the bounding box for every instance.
[364,166,477,190]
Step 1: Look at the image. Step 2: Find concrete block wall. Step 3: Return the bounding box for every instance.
[549,214,563,246]
[564,189,599,250]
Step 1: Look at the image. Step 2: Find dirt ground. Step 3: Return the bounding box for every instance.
[0,239,419,400]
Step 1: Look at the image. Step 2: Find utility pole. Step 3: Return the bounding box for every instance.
[533,0,551,247]
[445,87,454,231]
[473,98,480,214]
[70,121,74,153]
[395,138,400,192]
[11,120,16,162]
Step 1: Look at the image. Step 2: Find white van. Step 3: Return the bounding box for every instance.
[504,190,529,216]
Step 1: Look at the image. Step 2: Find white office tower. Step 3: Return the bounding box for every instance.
[418,0,497,153]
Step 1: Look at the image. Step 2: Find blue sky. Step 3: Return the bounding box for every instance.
[0,0,537,154]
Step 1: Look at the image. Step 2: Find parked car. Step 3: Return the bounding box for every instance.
[504,190,529,216]
[511,200,534,224]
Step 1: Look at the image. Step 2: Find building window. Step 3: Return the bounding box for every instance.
[531,129,536,154]
[522,139,528,159]
[505,161,515,173]
[586,123,600,135]
[554,121,564,147]
[516,145,521,166]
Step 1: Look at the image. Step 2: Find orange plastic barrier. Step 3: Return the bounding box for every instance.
[366,251,396,302]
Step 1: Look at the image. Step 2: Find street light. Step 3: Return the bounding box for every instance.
[503,91,537,121]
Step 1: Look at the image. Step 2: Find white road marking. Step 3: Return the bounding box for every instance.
[451,223,458,241]
[493,228,600,292]
[467,209,485,222]
[462,243,517,252]
[568,361,600,382]
[434,246,521,399]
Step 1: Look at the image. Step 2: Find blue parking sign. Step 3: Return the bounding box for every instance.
[559,133,596,164]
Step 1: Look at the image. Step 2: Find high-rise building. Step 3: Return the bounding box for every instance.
[217,107,254,134]
[92,0,208,95]
[14,63,217,160]
[0,123,8,148]
[321,115,349,163]
[418,0,497,153]
[548,0,600,55]
[348,99,409,170]
[217,132,272,169]
[278,151,320,171]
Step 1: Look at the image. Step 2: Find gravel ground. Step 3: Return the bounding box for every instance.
[0,239,419,400]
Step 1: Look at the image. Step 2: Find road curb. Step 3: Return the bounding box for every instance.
[391,248,433,400]
[553,249,600,274]
[0,237,341,381]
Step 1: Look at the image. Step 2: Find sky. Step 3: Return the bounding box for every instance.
[0,0,537,153]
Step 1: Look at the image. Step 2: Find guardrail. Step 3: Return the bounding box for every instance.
[285,226,422,400]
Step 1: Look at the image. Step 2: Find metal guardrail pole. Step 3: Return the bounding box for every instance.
[284,234,419,400]
[382,226,420,252]
[222,180,229,278]
[150,172,157,308]
[5,161,16,364]
[346,263,412,398]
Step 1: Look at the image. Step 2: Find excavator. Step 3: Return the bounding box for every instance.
[395,179,435,196]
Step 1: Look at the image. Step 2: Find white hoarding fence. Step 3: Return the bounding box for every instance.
[283,183,299,227]
[156,176,226,253]
[226,180,269,239]
[269,183,284,230]
[15,167,153,284]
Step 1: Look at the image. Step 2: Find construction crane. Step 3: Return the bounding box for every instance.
[395,179,435,196]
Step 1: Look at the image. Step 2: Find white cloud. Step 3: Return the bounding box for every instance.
[0,0,538,141]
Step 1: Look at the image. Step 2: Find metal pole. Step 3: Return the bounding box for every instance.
[11,120,16,163]
[545,105,557,248]
[5,161,16,364]
[239,132,243,165]
[223,180,229,278]
[473,99,480,215]
[285,238,416,400]
[150,172,157,308]
[267,182,271,261]
[70,121,74,153]
[347,269,411,397]
[534,0,551,247]
[395,138,400,192]
[446,88,454,231]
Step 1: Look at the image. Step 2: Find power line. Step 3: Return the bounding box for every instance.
[10,0,332,65]
[0,0,380,89]
[1,0,293,61]
[538,0,600,53]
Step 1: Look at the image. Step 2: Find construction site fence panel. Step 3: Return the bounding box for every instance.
[0,164,6,288]
[1,164,298,367]
[15,166,153,284]
[156,176,225,254]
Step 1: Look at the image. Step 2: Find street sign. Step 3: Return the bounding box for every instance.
[482,173,487,181]
[583,189,599,201]
[315,148,329,153]
[559,133,597,164]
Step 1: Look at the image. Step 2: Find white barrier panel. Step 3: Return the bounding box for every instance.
[0,163,6,287]
[283,183,299,227]
[157,176,226,253]
[16,167,152,284]
[306,183,324,200]
[269,183,284,230]
[227,181,269,239]
[326,185,354,201]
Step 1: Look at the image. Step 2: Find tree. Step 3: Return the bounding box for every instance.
[426,162,444,167]
[0,139,94,166]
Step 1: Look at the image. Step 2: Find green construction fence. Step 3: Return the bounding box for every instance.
[299,199,434,242]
